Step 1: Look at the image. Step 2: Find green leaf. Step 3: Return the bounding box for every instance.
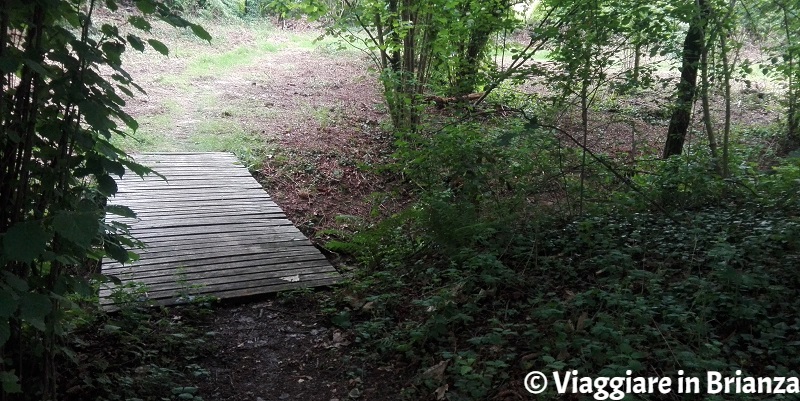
[3,221,49,264]
[100,24,119,38]
[0,371,21,394]
[0,287,18,318]
[190,24,212,41]
[23,59,49,78]
[19,292,52,331]
[102,42,125,65]
[0,320,9,348]
[104,242,130,264]
[0,57,20,74]
[134,0,156,14]
[128,16,152,31]
[119,113,139,132]
[117,84,134,97]
[105,0,118,11]
[121,159,155,178]
[97,174,118,196]
[331,311,351,328]
[53,211,100,248]
[106,204,137,218]
[147,39,169,56]
[126,34,145,52]
[81,101,113,130]
[102,158,126,177]
[2,272,28,292]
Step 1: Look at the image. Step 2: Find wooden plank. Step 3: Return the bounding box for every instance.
[137,232,312,251]
[140,171,254,177]
[118,179,261,186]
[129,218,298,232]
[141,165,249,170]
[114,194,270,202]
[129,170,253,176]
[100,152,339,307]
[110,196,274,206]
[99,276,339,306]
[114,187,269,196]
[110,246,328,268]
[135,151,237,156]
[111,200,276,209]
[200,277,339,299]
[130,234,302,248]
[110,202,282,213]
[112,209,285,219]
[113,211,287,224]
[104,258,331,282]
[126,272,339,301]
[118,187,263,193]
[118,175,259,183]
[116,183,265,190]
[105,257,331,280]
[115,265,336,292]
[128,222,298,237]
[126,174,256,181]
[124,217,294,231]
[112,212,288,224]
[136,235,309,250]
[137,230,309,247]
[113,208,286,218]
[119,241,314,260]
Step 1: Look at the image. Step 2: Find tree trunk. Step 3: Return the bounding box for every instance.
[700,32,719,163]
[633,42,642,85]
[662,0,708,158]
[452,27,492,96]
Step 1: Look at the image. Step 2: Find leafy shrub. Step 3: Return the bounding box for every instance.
[0,0,210,397]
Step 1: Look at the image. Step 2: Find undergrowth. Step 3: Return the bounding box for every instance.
[58,286,216,401]
[324,117,800,400]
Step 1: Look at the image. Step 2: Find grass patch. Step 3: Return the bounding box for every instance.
[187,120,272,169]
[186,40,281,77]
[114,128,174,153]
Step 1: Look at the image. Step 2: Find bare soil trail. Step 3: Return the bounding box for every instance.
[113,14,400,241]
[103,14,407,400]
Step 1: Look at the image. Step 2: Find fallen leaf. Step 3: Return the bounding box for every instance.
[435,384,449,400]
[422,360,449,382]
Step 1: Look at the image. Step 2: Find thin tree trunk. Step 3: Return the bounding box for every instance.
[633,42,642,85]
[663,0,707,158]
[720,33,732,177]
[700,32,719,163]
[782,6,798,142]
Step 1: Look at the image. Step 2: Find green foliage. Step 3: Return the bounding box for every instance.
[169,0,328,20]
[0,0,210,397]
[62,284,215,400]
[251,0,327,20]
[323,0,520,131]
[325,117,800,399]
[745,0,800,142]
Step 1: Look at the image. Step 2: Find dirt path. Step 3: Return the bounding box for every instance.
[102,15,408,400]
[114,15,403,237]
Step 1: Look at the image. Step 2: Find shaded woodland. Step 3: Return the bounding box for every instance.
[1,0,800,399]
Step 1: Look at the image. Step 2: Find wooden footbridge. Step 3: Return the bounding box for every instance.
[100,152,339,307]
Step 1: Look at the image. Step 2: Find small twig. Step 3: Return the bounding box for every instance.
[652,317,681,368]
[525,115,677,221]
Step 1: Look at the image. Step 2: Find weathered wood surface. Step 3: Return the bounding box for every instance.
[101,152,339,306]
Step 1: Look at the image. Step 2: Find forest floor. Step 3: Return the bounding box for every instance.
[105,12,409,400]
[104,11,782,401]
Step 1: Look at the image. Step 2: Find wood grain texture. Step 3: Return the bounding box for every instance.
[101,152,339,307]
